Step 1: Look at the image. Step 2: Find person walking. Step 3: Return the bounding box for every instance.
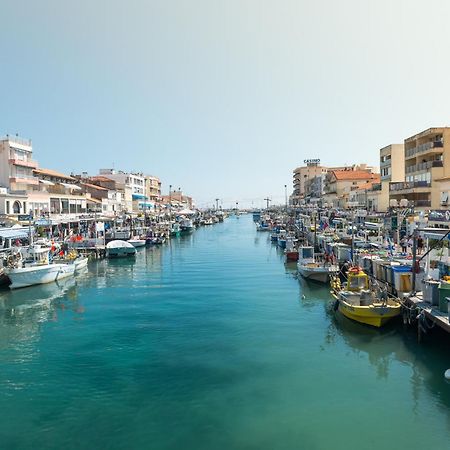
[400,236,407,253]
[417,235,424,255]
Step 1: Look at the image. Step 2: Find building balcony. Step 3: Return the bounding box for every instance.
[405,160,443,173]
[405,141,444,159]
[9,176,39,185]
[380,158,391,167]
[390,181,431,194]
[8,158,38,169]
[415,200,431,207]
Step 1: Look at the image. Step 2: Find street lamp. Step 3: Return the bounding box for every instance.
[284,184,288,210]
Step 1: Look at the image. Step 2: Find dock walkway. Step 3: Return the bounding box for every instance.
[407,293,450,334]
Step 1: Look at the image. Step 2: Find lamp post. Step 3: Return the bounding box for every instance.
[169,184,172,219]
[284,184,288,210]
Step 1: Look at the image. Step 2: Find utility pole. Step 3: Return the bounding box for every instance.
[264,197,271,210]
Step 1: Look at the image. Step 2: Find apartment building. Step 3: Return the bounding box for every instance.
[291,160,327,205]
[364,144,405,212]
[144,175,161,202]
[0,135,38,192]
[323,169,380,209]
[389,127,449,210]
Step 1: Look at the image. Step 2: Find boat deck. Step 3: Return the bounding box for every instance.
[407,293,450,334]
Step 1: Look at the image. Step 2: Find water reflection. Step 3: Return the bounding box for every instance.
[324,303,450,414]
[0,277,79,351]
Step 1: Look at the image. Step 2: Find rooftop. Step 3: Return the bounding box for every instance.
[331,170,379,181]
[80,182,108,191]
[90,175,115,182]
[33,167,76,181]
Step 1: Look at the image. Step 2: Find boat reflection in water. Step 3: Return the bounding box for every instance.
[325,306,450,411]
[0,277,80,350]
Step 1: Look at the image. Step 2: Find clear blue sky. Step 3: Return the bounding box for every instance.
[1,0,450,208]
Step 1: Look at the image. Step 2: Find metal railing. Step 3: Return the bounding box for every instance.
[405,141,444,158]
[390,181,431,191]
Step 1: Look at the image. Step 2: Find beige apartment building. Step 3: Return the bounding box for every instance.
[144,175,162,202]
[366,144,405,212]
[323,169,380,209]
[389,127,449,210]
[292,160,326,205]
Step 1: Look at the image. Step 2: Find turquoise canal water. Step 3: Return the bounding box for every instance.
[0,215,449,449]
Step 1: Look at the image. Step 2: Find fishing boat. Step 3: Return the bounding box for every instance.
[330,267,402,327]
[256,222,270,232]
[180,219,195,234]
[285,237,299,262]
[146,233,166,245]
[252,210,261,222]
[55,250,89,272]
[128,237,147,247]
[4,246,75,289]
[106,240,137,258]
[297,246,338,283]
[277,230,287,249]
[170,223,181,237]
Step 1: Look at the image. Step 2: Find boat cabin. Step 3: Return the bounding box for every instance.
[346,269,369,292]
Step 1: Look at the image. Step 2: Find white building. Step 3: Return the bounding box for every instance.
[99,169,148,212]
[0,135,39,193]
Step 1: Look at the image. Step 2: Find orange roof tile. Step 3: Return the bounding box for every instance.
[33,167,76,181]
[331,170,379,181]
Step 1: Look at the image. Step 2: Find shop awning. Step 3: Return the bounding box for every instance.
[39,179,55,186]
[132,194,147,200]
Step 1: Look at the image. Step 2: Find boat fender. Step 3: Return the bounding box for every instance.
[445,369,450,381]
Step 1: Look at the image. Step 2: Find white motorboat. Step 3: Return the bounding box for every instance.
[106,240,137,258]
[297,246,338,283]
[128,237,146,248]
[5,246,75,289]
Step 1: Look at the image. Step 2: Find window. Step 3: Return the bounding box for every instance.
[12,201,21,214]
[6,201,10,214]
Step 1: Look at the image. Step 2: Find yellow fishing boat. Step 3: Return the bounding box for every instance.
[331,267,401,328]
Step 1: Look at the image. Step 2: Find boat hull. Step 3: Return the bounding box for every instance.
[128,240,146,248]
[6,264,71,289]
[298,267,330,283]
[106,248,136,258]
[337,301,401,328]
[74,257,89,271]
[286,251,299,262]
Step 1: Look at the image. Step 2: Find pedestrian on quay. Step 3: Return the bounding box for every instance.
[400,236,407,253]
[407,236,414,253]
[417,235,424,255]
